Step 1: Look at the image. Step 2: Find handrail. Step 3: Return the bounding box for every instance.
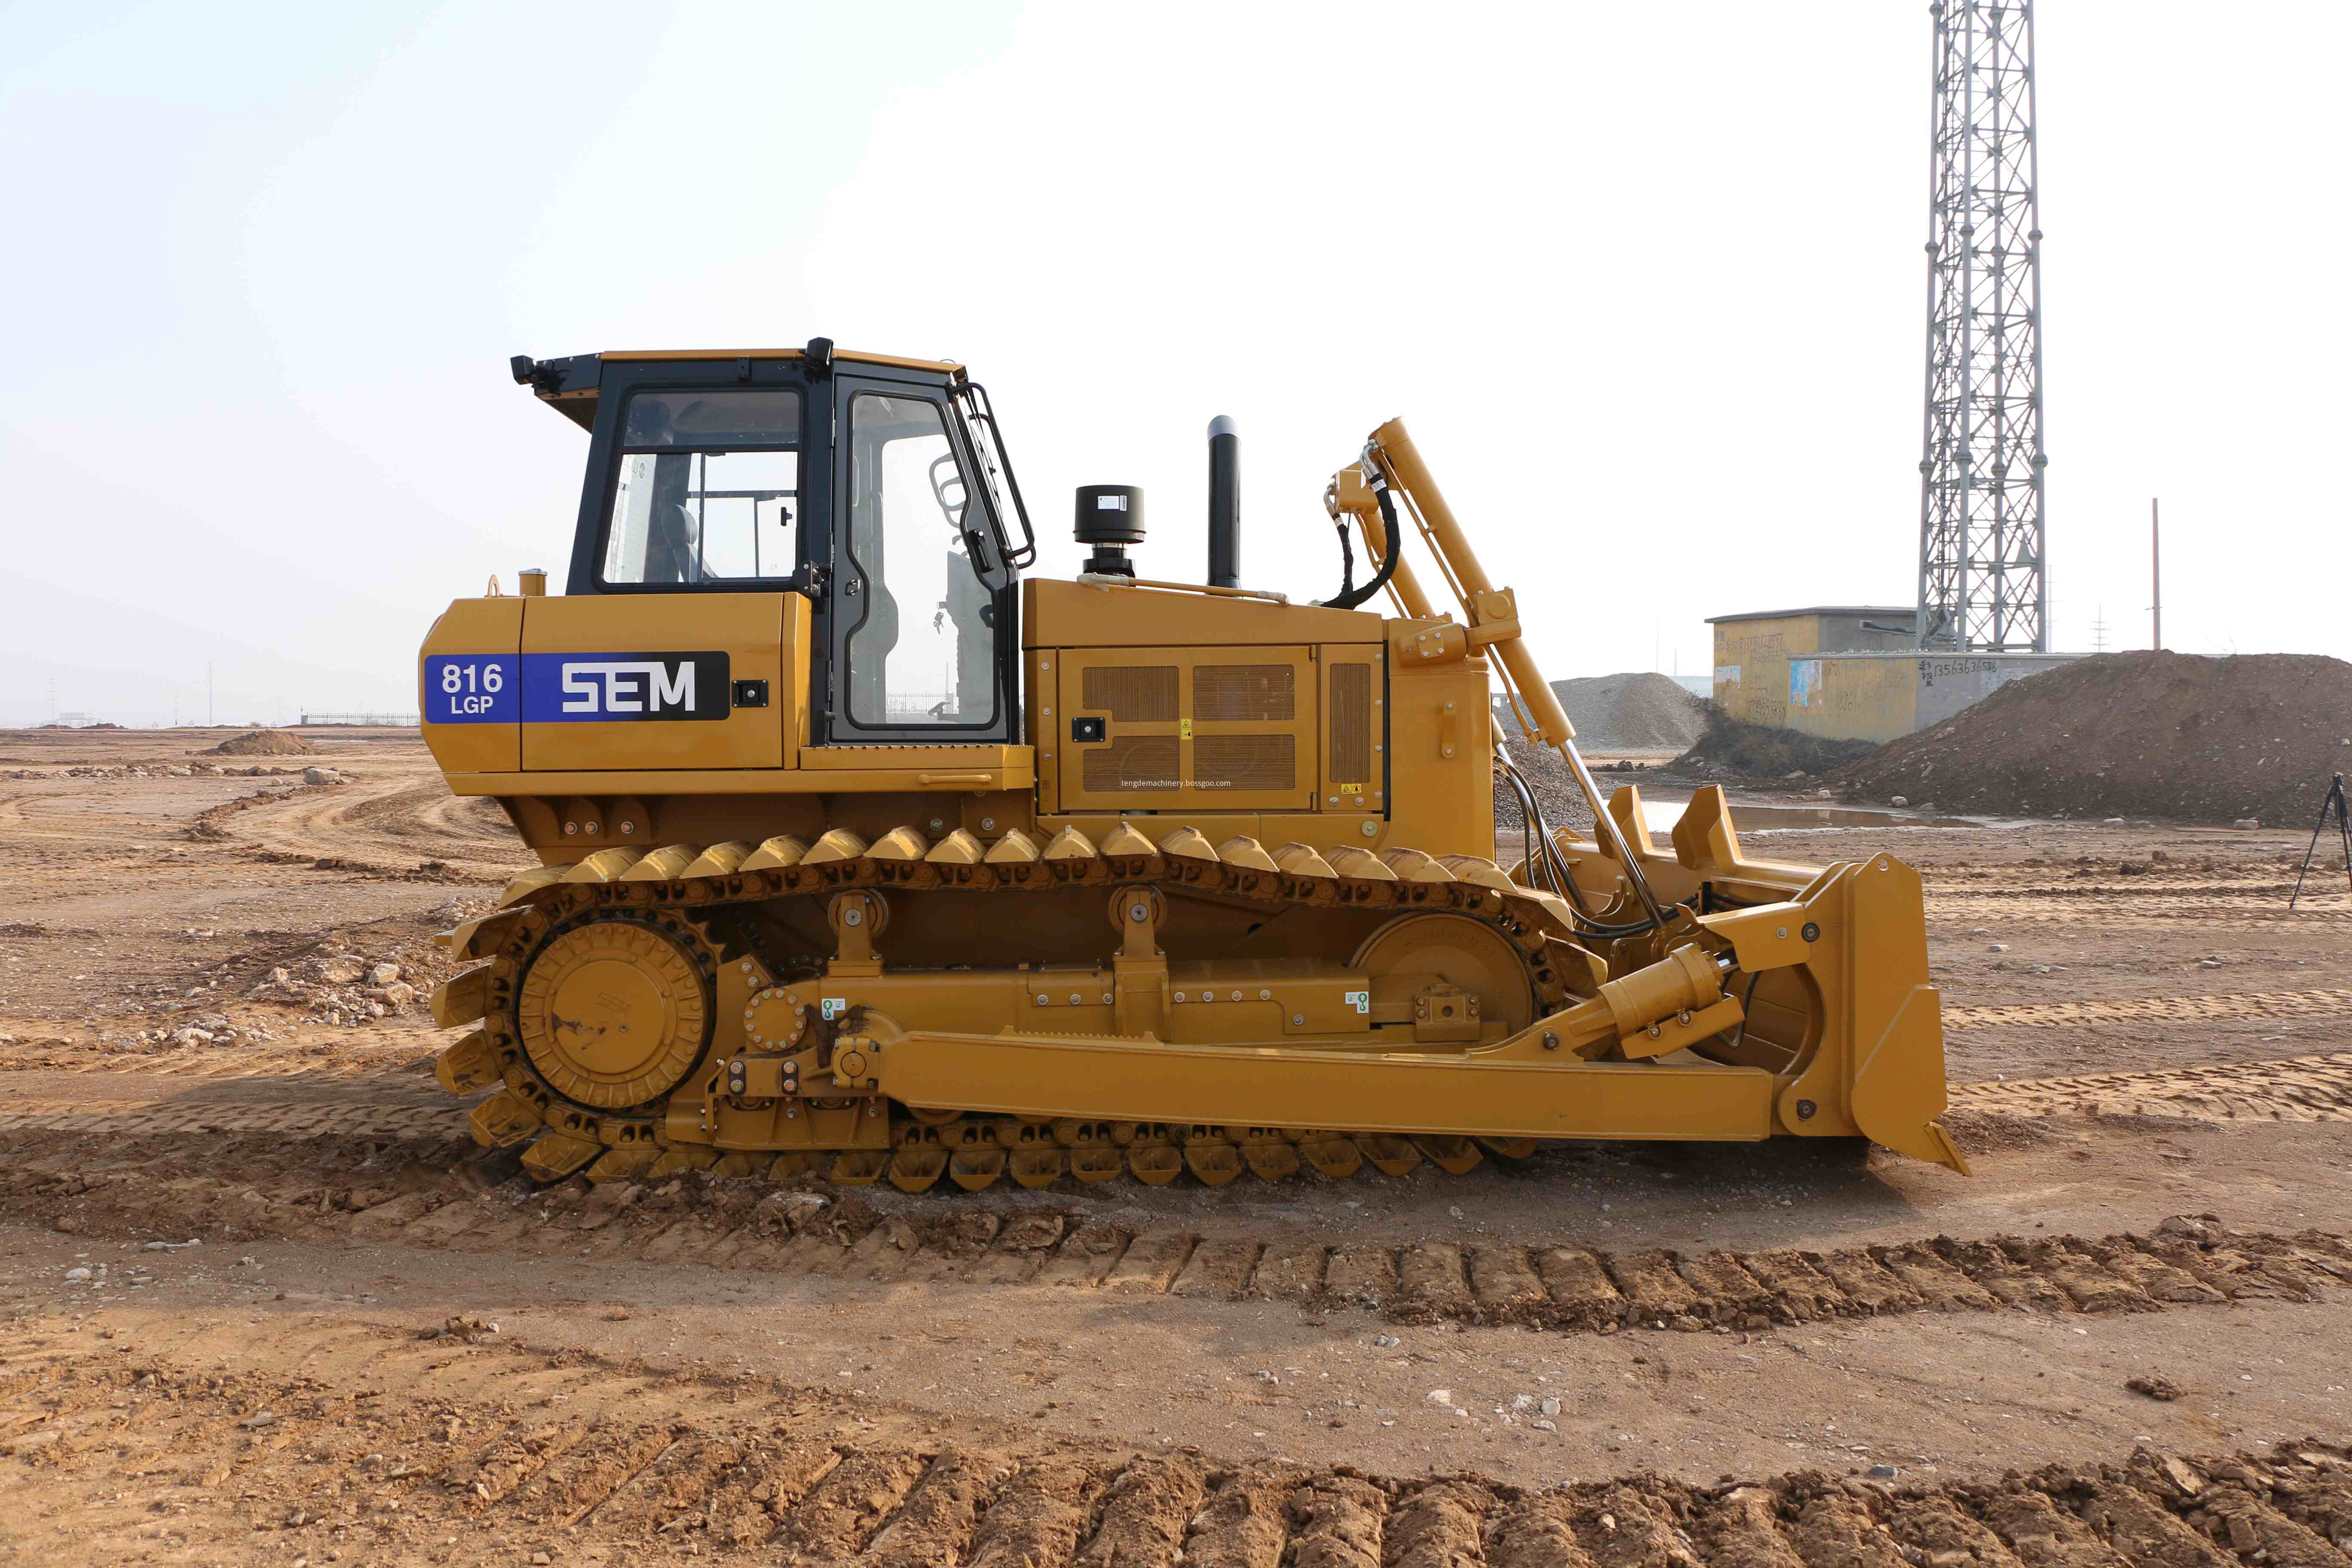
[950,381,1037,570]
[1070,573,1292,604]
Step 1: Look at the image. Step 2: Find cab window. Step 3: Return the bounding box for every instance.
[600,388,800,585]
[841,393,998,728]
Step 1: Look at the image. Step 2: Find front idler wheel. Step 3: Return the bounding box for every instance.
[515,915,712,1111]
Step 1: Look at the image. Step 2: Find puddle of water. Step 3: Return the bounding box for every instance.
[1639,796,1978,833]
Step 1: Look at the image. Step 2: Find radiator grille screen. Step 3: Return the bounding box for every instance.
[1081,665,1179,722]
[1081,735,1181,793]
[1193,733,1296,792]
[1192,663,1296,722]
[1329,664,1372,784]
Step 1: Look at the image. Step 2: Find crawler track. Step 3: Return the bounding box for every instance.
[3,1125,2346,1335]
[3,1314,2349,1565]
[438,821,1596,1189]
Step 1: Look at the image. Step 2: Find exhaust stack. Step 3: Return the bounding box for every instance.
[1207,415,1240,587]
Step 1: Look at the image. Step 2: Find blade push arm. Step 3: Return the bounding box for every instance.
[1330,418,1668,929]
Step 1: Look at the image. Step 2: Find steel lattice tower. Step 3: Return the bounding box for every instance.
[1916,0,2048,652]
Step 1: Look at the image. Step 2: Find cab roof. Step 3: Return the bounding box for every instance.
[516,347,965,430]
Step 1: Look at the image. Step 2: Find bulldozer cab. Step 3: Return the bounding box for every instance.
[529,344,1031,747]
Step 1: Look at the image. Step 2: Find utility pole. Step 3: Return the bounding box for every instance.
[207,664,215,727]
[2150,498,2162,651]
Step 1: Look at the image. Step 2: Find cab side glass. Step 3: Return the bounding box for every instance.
[841,394,998,728]
[600,389,801,585]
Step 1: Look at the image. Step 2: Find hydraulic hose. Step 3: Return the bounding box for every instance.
[1321,461,1403,612]
[1326,513,1357,602]
[1494,750,1658,938]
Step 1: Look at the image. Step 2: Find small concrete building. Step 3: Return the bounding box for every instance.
[1708,606,2080,743]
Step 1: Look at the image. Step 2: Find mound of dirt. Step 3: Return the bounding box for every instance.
[1494,672,1706,752]
[1841,651,2352,825]
[204,728,319,757]
[1670,705,1880,779]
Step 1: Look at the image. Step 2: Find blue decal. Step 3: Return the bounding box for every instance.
[428,652,733,725]
[424,655,519,725]
[518,652,732,723]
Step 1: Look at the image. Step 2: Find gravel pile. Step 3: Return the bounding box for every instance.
[1493,672,1706,751]
[1493,738,1603,839]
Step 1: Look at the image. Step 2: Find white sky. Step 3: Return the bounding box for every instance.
[4,2,2346,726]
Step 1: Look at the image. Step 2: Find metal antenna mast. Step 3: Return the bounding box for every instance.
[1916,0,2048,652]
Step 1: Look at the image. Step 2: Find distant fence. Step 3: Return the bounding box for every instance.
[298,714,420,727]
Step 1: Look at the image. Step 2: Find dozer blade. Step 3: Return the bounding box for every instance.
[1850,985,1971,1174]
[1833,852,1970,1175]
[1687,824,1971,1176]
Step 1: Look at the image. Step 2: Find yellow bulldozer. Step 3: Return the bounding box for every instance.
[419,340,1966,1191]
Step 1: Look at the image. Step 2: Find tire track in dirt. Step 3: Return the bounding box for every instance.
[2,1313,2348,1566]
[15,1039,2352,1145]
[219,772,524,883]
[3,1126,2346,1337]
[0,1042,441,1082]
[1944,990,2352,1029]
[1933,879,2340,897]
[1952,1052,2352,1124]
[6,986,2343,1090]
[1925,892,2352,926]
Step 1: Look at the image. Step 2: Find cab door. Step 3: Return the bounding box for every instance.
[519,593,789,771]
[824,374,1016,743]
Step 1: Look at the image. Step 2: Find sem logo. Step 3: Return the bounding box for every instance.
[560,660,699,715]
[522,651,732,723]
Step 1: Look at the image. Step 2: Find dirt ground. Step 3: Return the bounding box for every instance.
[2,727,2349,1566]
